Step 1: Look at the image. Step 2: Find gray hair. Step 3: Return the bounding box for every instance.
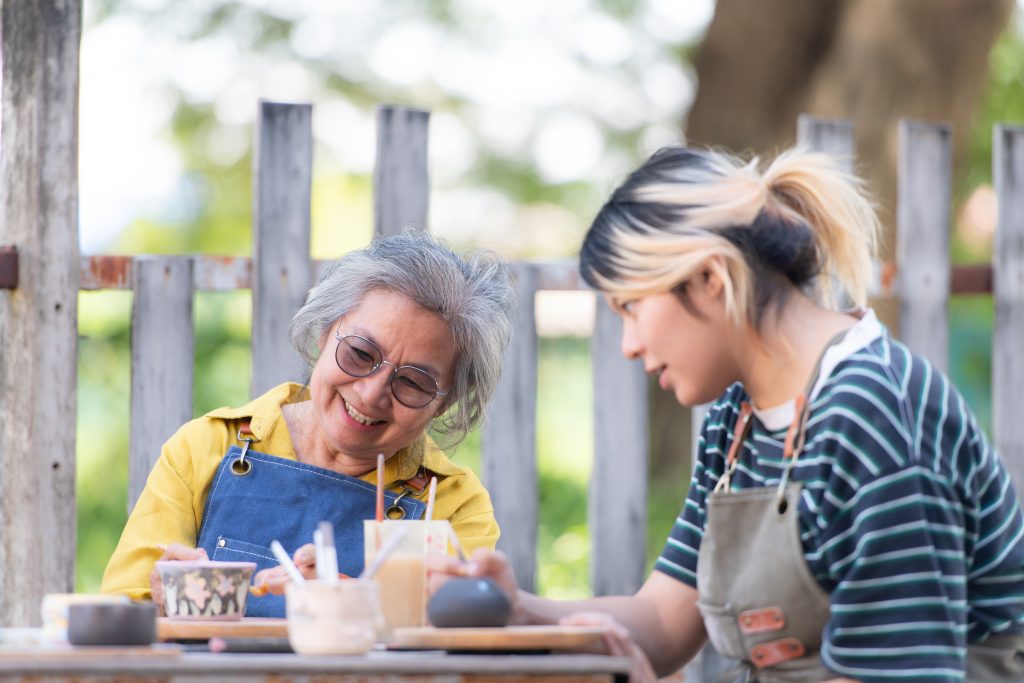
[290,231,516,448]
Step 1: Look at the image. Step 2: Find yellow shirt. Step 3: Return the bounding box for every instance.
[101,382,498,600]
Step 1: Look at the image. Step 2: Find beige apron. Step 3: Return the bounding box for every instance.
[695,354,1024,681]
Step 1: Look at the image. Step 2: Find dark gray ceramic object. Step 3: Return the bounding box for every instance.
[67,601,157,646]
[427,577,511,628]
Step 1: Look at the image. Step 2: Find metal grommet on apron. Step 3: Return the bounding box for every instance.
[231,427,255,476]
[385,489,410,519]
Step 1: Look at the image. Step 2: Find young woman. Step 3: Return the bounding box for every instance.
[431,147,1024,682]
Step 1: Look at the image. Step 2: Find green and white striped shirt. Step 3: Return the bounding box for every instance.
[656,319,1024,682]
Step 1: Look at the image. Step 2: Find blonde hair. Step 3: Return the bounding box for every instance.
[579,146,879,328]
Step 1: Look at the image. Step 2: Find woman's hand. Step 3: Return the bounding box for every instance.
[251,543,318,596]
[149,543,208,616]
[561,612,657,683]
[426,548,520,616]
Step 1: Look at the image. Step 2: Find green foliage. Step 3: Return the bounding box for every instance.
[949,298,994,437]
[965,25,1024,198]
[76,292,132,591]
[945,19,1024,438]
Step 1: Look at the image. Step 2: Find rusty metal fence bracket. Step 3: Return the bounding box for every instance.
[0,245,17,289]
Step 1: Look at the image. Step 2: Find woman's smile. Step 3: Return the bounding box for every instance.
[341,398,385,428]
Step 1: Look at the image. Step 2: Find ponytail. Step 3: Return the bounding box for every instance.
[580,145,880,330]
[762,150,879,307]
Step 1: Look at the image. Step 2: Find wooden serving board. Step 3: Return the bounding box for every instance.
[157,617,288,641]
[0,644,182,659]
[389,625,606,652]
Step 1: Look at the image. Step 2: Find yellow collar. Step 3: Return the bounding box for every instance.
[207,382,462,485]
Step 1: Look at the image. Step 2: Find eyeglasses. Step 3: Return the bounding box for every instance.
[334,333,449,409]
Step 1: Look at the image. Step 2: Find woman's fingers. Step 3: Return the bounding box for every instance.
[425,549,520,610]
[150,543,206,616]
[292,543,316,569]
[249,544,320,595]
[466,548,519,603]
[466,547,508,576]
[252,566,292,596]
[148,568,166,617]
[158,543,208,562]
[291,543,318,579]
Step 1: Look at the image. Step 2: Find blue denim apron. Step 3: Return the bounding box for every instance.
[195,444,426,617]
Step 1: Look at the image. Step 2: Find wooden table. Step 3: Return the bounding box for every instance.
[0,649,632,682]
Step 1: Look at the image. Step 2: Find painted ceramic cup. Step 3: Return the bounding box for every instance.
[155,559,256,620]
[285,579,383,655]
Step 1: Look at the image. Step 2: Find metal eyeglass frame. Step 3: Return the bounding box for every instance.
[334,332,449,409]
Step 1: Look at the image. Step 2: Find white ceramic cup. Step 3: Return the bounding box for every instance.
[285,579,383,655]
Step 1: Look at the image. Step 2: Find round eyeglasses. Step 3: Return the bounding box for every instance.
[334,333,448,409]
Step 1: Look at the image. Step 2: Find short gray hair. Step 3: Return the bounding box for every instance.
[290,231,516,448]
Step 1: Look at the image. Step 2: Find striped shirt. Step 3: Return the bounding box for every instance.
[656,328,1024,682]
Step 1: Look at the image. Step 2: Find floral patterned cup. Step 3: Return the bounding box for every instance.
[155,559,257,620]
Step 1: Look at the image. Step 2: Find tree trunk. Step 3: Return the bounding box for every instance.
[675,2,1012,677]
[687,0,1013,263]
[656,0,1012,484]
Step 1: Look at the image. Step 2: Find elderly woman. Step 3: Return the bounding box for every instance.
[101,231,515,617]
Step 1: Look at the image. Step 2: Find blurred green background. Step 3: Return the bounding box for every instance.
[75,0,1024,596]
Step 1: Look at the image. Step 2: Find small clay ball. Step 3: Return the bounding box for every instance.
[428,577,511,628]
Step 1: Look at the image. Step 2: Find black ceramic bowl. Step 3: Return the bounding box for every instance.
[67,601,157,646]
[427,577,511,628]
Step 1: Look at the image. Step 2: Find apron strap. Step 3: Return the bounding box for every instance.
[713,403,754,494]
[775,328,851,502]
[232,421,258,476]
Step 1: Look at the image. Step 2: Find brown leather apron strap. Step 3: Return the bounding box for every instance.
[399,466,432,493]
[750,638,806,668]
[738,607,786,635]
[714,402,754,494]
[383,466,437,520]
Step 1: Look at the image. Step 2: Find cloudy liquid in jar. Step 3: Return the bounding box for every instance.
[373,553,427,630]
[363,519,449,635]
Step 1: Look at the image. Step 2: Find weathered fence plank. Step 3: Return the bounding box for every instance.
[0,0,81,627]
[797,115,854,167]
[993,125,1024,495]
[374,106,430,236]
[798,116,859,309]
[482,264,539,592]
[590,305,648,595]
[251,101,313,397]
[898,120,952,373]
[129,257,194,511]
